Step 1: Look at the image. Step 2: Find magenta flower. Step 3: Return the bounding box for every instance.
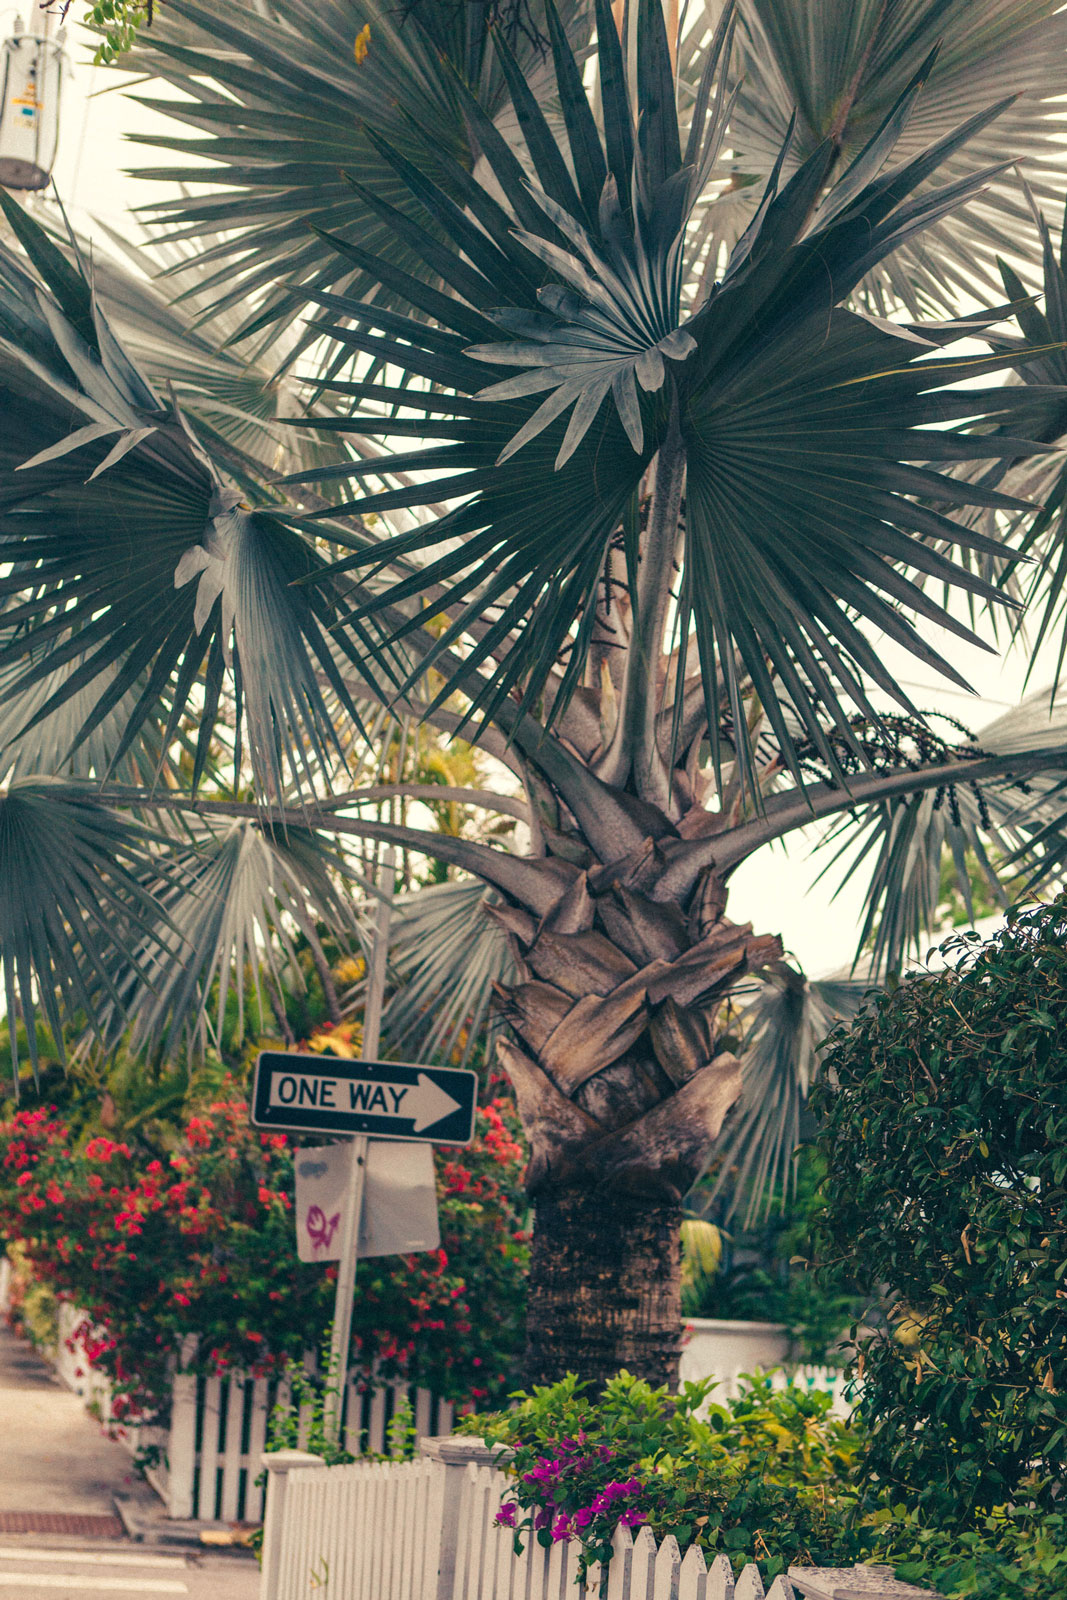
[551,1516,571,1543]
[619,1508,646,1528]
[495,1503,517,1528]
[572,1507,593,1530]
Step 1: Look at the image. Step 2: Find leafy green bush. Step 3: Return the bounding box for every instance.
[814,902,1067,1526]
[863,1506,1067,1600]
[458,1372,863,1581]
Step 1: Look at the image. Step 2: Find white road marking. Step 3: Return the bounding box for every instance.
[0,1550,186,1570]
[0,1575,187,1593]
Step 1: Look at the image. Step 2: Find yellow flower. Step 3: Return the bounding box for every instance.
[333,957,365,987]
[354,23,371,63]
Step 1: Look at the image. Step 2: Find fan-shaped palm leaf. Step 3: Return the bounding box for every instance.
[0,780,173,1083]
[719,0,1067,315]
[0,193,366,797]
[292,1,1056,794]
[123,0,581,346]
[382,878,516,1068]
[123,818,364,1060]
[699,966,868,1225]
[810,685,1067,976]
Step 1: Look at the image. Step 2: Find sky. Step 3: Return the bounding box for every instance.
[12,10,1061,977]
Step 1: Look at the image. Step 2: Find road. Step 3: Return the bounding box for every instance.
[0,1544,259,1600]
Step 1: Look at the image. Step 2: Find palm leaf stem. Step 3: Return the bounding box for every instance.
[599,399,686,804]
[306,783,530,821]
[88,787,570,916]
[714,747,1067,871]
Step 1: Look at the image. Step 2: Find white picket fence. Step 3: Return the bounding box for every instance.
[261,1444,925,1600]
[272,1457,445,1600]
[166,1361,457,1523]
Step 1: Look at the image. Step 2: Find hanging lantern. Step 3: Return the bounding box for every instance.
[0,18,67,192]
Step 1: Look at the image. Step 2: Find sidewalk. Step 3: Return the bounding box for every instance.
[0,1323,142,1528]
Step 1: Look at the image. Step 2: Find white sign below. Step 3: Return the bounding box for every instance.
[294,1140,440,1263]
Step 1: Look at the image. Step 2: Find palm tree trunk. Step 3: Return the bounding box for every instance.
[489,824,782,1389]
[524,1186,683,1389]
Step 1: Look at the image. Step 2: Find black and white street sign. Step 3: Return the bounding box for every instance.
[251,1051,477,1145]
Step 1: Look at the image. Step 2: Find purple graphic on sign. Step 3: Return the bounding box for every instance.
[306,1204,341,1253]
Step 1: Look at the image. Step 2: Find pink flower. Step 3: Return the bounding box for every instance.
[494,1503,517,1528]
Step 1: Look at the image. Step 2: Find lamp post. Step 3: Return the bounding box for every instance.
[0,9,68,191]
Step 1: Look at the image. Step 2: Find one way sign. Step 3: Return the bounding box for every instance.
[251,1051,477,1145]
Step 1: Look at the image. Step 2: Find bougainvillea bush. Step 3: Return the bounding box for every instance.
[814,901,1067,1529]
[0,1089,528,1418]
[461,1372,863,1581]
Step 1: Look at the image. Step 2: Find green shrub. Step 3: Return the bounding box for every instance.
[868,1507,1067,1600]
[814,901,1067,1527]
[458,1371,864,1580]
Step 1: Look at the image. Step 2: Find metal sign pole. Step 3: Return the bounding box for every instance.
[324,846,396,1446]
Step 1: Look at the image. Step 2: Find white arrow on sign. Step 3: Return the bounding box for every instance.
[410,1072,461,1132]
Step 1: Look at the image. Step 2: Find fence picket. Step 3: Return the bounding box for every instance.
[167,1372,197,1520]
[653,1534,681,1600]
[428,1455,447,1599]
[415,1385,433,1441]
[764,1577,795,1600]
[605,1526,634,1600]
[562,1537,584,1600]
[706,1555,735,1600]
[483,1473,511,1600]
[401,1463,419,1600]
[491,1497,515,1600]
[354,1464,373,1600]
[546,1532,566,1600]
[678,1543,707,1600]
[510,1514,532,1600]
[368,1385,389,1454]
[244,1378,270,1522]
[323,1467,342,1597]
[196,1377,221,1520]
[527,1529,552,1600]
[629,1526,657,1600]
[734,1565,764,1600]
[218,1378,245,1522]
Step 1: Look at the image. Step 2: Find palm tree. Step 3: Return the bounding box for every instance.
[5,0,1067,1387]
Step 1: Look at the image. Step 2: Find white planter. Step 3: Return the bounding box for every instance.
[680,1317,793,1395]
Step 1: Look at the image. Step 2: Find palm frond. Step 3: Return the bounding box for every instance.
[724,0,1067,315]
[124,819,364,1060]
[700,966,868,1225]
[0,193,368,799]
[294,6,1056,789]
[0,780,172,1084]
[810,685,1067,976]
[122,0,584,347]
[382,879,515,1069]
